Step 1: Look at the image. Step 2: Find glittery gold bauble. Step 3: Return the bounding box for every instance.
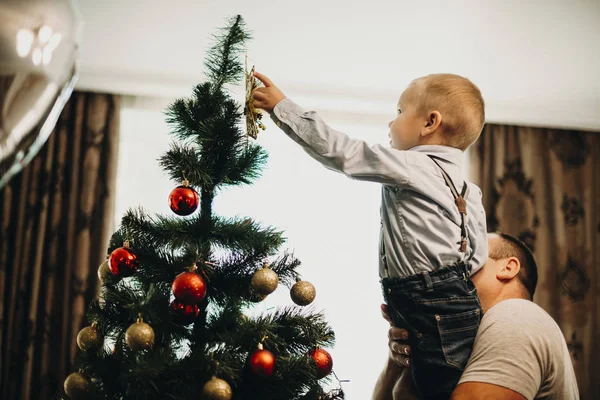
[202,376,233,400]
[76,325,103,352]
[251,266,278,295]
[97,260,111,282]
[291,280,316,306]
[125,319,155,351]
[64,372,92,399]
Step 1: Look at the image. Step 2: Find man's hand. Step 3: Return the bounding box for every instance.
[252,72,286,113]
[381,304,412,368]
[373,304,419,400]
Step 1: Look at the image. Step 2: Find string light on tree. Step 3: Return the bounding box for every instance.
[168,178,199,216]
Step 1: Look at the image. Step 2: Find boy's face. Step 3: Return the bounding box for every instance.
[388,84,425,151]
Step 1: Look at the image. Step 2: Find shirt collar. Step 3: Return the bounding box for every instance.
[409,145,464,166]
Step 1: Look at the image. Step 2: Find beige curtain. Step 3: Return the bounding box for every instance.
[0,92,120,400]
[470,123,599,400]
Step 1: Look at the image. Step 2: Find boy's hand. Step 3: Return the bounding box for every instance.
[252,72,286,113]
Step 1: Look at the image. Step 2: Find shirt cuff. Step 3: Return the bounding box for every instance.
[271,97,306,131]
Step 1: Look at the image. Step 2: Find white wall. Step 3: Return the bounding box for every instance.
[77,0,600,131]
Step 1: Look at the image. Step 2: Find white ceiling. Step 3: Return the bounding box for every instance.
[75,0,600,130]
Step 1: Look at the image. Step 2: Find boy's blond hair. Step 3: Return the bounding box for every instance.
[413,74,485,151]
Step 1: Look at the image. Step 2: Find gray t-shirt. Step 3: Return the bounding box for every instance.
[459,298,579,399]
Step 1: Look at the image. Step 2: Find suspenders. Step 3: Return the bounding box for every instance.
[380,155,470,279]
[428,155,470,255]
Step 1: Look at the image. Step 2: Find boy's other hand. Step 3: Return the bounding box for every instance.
[252,72,286,112]
[381,304,412,368]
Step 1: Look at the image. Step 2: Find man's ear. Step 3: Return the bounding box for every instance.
[496,257,521,281]
[421,111,442,137]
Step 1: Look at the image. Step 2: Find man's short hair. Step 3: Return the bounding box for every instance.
[413,74,485,151]
[489,233,538,299]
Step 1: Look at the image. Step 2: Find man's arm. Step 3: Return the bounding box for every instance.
[451,382,527,400]
[373,308,420,400]
[372,359,403,400]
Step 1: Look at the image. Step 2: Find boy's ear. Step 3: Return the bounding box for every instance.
[421,111,442,137]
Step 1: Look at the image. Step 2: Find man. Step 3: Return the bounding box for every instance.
[372,233,579,400]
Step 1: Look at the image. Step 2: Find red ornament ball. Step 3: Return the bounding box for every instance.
[310,348,333,378]
[170,300,199,325]
[172,272,206,304]
[249,347,275,377]
[169,185,199,216]
[109,246,139,277]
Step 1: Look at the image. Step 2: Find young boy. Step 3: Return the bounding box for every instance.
[252,71,487,399]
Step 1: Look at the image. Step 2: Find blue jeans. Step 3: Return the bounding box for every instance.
[381,263,483,400]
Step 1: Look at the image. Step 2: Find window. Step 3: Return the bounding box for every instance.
[117,98,472,398]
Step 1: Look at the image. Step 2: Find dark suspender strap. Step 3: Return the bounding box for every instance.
[428,155,461,197]
[427,155,469,253]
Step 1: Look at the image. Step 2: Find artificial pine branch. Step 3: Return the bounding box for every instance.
[210,216,284,255]
[220,143,268,186]
[204,15,250,88]
[121,208,283,256]
[158,143,214,188]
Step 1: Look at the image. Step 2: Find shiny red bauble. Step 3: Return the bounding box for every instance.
[108,246,139,277]
[168,185,199,216]
[170,300,200,325]
[310,348,333,378]
[172,272,206,304]
[248,347,275,377]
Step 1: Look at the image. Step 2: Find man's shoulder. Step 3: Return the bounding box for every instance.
[468,300,579,399]
[480,299,563,344]
[483,299,553,326]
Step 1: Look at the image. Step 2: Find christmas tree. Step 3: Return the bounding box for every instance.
[62,15,344,400]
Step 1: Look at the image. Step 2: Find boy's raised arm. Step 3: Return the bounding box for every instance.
[253,72,412,186]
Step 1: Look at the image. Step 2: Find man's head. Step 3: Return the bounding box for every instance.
[388,73,485,151]
[472,233,539,311]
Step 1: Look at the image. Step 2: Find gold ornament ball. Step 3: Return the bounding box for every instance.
[251,266,279,295]
[64,372,92,399]
[97,260,111,282]
[76,325,103,352]
[125,321,155,351]
[98,260,121,285]
[202,376,233,400]
[291,280,316,306]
